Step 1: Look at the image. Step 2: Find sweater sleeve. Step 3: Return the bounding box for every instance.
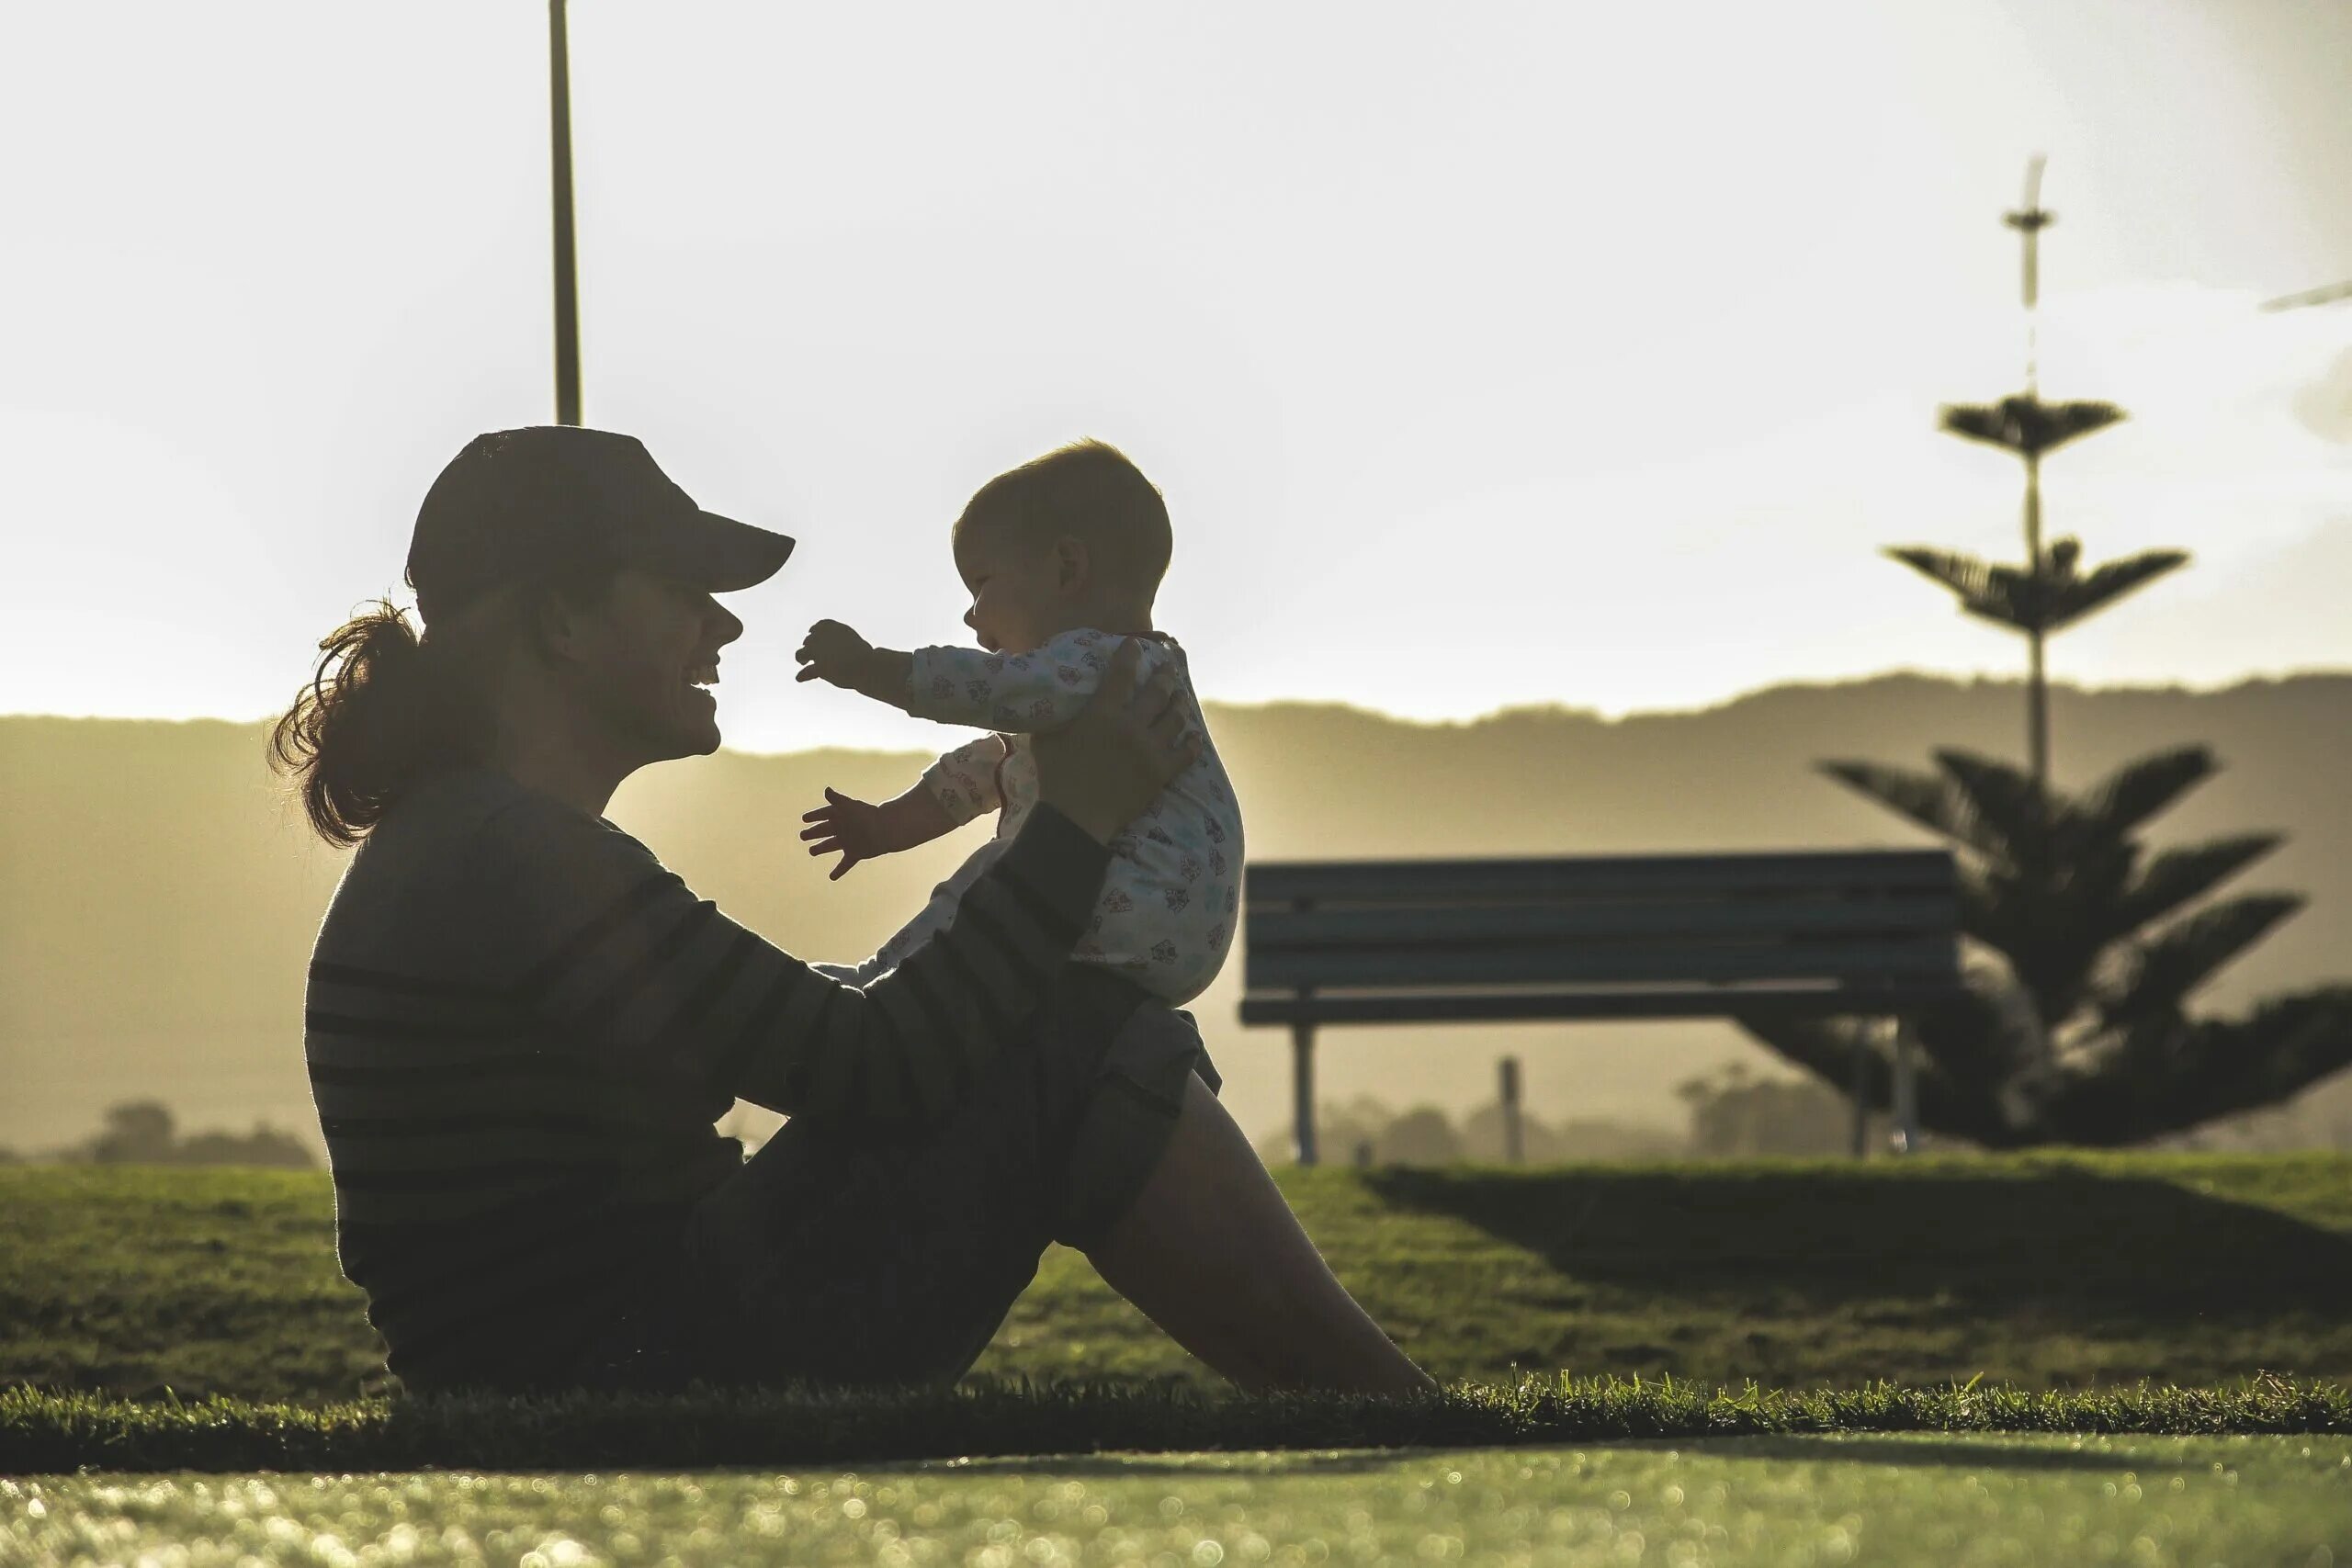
[904,629,1147,733]
[919,735,1008,828]
[479,791,1109,1125]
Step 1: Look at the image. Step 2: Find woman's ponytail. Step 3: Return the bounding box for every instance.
[270,601,482,846]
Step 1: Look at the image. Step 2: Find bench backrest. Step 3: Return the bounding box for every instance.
[1241,850,1963,1025]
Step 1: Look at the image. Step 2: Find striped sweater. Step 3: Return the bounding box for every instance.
[304,766,1106,1390]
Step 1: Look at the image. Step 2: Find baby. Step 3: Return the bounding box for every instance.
[794,440,1243,1006]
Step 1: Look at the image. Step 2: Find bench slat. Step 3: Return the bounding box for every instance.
[1247,934,1956,990]
[1246,850,1953,907]
[1248,897,1956,950]
[1238,982,1967,1026]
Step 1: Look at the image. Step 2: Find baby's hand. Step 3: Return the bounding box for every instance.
[800,787,889,880]
[796,620,875,688]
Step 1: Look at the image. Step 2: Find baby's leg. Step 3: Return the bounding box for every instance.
[815,841,1012,987]
[815,890,964,987]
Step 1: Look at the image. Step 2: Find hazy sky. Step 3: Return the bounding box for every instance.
[5,0,2347,753]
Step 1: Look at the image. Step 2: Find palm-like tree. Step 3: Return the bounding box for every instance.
[1887,539,2188,639]
[1901,392,2187,791]
[1939,394,2123,457]
[1893,164,2190,793]
[1743,160,2352,1146]
[1738,747,2352,1146]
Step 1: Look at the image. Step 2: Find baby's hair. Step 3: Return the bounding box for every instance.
[956,439,1171,601]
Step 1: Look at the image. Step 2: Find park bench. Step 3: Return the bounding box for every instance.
[1238,850,1966,1163]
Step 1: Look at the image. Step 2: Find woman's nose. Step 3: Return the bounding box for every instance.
[962,604,978,630]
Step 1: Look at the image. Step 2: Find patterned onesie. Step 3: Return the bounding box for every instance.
[828,629,1243,1006]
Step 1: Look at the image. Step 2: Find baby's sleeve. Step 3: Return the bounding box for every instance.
[920,735,1007,828]
[904,630,1131,732]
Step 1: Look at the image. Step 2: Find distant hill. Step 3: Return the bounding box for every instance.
[5,671,2349,1155]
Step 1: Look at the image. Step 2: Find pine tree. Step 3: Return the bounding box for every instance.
[1738,161,2352,1145]
[1739,744,2351,1145]
[1891,159,2185,791]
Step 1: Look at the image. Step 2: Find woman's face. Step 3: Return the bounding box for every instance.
[558,569,743,763]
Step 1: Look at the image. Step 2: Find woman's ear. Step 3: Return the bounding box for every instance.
[1055,536,1091,595]
[529,583,585,663]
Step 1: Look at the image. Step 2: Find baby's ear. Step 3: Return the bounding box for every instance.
[1054,535,1091,592]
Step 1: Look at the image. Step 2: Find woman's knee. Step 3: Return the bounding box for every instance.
[1049,1005,1219,1253]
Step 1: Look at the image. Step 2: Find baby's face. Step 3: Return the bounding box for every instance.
[955,525,1065,655]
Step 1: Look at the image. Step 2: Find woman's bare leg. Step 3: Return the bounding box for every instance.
[1084,1071,1438,1394]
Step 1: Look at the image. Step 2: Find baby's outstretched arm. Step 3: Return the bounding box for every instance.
[800,784,956,880]
[903,631,1156,733]
[801,735,1008,879]
[796,620,916,708]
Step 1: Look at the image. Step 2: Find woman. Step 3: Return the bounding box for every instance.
[275,425,1433,1396]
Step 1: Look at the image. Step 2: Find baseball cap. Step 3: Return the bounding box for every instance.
[405,426,795,624]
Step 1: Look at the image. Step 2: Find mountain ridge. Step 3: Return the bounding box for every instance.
[6,671,2347,1154]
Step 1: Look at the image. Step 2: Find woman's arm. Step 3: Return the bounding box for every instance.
[497,797,1108,1123]
[492,641,1193,1125]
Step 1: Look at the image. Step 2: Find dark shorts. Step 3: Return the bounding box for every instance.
[582,965,1217,1391]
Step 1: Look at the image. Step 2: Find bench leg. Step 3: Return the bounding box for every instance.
[1499,1055,1524,1165]
[1849,1026,1868,1160]
[1292,1022,1317,1167]
[1891,1016,1918,1155]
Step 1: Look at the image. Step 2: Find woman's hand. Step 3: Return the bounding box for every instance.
[1031,639,1199,845]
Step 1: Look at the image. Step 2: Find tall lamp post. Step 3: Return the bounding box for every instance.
[548,0,582,425]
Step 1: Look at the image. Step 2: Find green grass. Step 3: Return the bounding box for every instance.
[5,1377,2349,1474]
[10,1434,2351,1566]
[6,1155,2351,1404]
[10,1158,2352,1545]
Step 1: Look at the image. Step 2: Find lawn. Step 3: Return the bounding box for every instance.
[8,1156,2351,1555]
[9,1434,2350,1566]
[5,1155,2350,1404]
